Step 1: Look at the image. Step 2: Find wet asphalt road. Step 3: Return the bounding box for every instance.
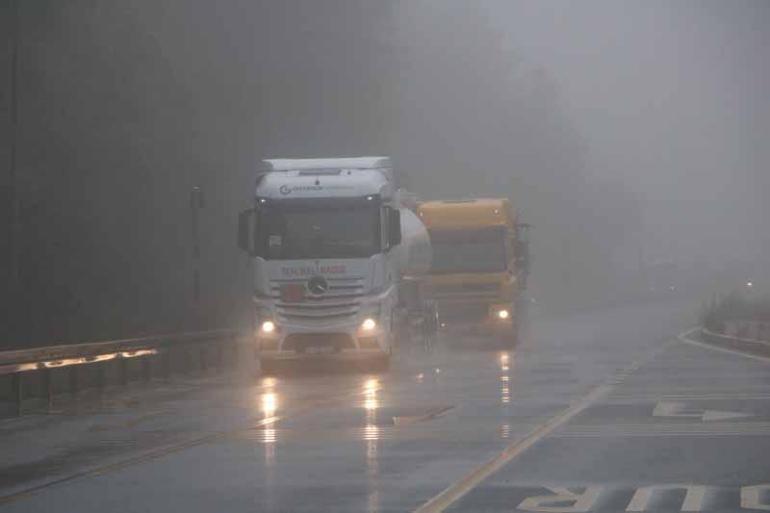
[2,299,769,512]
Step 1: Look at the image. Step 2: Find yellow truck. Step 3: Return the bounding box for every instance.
[417,199,530,345]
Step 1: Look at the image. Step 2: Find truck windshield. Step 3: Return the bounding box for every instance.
[259,200,381,259]
[429,228,507,273]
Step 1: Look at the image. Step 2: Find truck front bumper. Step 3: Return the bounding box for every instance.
[259,348,387,362]
[256,320,389,360]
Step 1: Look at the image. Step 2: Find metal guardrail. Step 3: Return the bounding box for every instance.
[702,327,770,346]
[699,326,770,359]
[0,329,241,417]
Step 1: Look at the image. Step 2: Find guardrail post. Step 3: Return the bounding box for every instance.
[95,364,105,393]
[12,373,22,416]
[42,368,52,410]
[69,366,78,395]
[142,357,151,382]
[119,357,128,386]
[162,351,171,381]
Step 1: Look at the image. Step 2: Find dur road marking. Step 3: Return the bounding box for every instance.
[626,485,707,512]
[412,384,615,513]
[494,483,770,512]
[652,401,753,422]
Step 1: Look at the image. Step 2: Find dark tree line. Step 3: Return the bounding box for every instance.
[1,1,640,349]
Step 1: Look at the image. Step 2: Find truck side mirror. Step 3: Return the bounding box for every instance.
[388,208,402,248]
[238,208,257,255]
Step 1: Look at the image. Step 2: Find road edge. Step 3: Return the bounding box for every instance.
[411,340,673,513]
[678,327,770,364]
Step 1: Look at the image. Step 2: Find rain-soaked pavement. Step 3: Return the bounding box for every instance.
[2,299,770,512]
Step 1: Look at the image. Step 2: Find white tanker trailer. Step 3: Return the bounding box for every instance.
[237,157,435,371]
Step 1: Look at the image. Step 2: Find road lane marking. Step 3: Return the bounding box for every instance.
[518,486,602,512]
[608,393,770,402]
[630,484,717,511]
[413,383,614,513]
[678,328,770,364]
[652,401,753,421]
[441,483,770,512]
[553,421,770,438]
[413,343,675,513]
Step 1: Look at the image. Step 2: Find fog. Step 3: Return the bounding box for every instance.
[482,0,769,266]
[1,1,767,347]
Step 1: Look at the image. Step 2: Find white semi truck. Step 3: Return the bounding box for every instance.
[237,157,432,372]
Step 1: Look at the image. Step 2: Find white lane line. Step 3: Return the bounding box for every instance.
[412,383,614,513]
[556,432,770,438]
[554,422,770,438]
[678,328,770,364]
[627,485,707,512]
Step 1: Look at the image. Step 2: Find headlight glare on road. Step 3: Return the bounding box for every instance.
[361,318,377,331]
[261,320,276,334]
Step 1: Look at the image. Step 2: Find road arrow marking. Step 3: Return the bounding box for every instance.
[653,401,753,422]
[701,409,753,421]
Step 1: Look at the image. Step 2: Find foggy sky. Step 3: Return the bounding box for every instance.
[482,0,770,267]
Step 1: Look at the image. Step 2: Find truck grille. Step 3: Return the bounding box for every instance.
[270,277,365,322]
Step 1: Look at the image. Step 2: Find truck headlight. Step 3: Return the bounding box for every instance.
[496,309,510,320]
[361,318,377,331]
[260,320,276,334]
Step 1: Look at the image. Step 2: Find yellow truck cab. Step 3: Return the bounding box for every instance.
[417,199,529,345]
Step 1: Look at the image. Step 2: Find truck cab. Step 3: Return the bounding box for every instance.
[237,157,428,371]
[417,199,529,345]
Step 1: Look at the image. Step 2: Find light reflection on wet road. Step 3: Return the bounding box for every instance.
[5,299,767,513]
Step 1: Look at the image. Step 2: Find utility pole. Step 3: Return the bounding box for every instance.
[8,0,21,334]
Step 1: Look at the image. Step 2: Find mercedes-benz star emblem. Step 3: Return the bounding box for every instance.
[307,275,329,295]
